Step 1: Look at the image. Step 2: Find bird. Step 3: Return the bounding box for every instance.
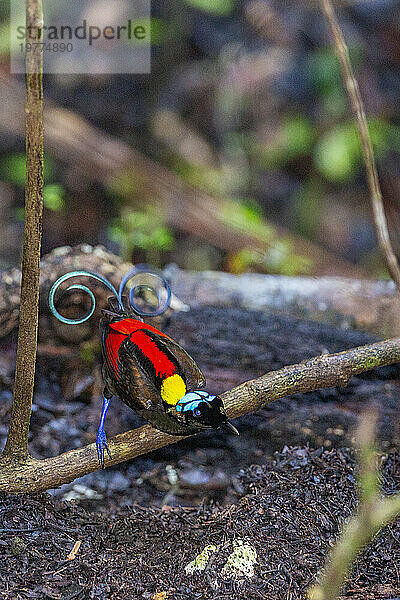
[48,267,239,470]
[97,295,238,468]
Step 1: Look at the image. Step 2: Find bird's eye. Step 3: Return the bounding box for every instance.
[194,408,201,417]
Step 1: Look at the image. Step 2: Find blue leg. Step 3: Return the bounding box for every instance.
[96,396,112,469]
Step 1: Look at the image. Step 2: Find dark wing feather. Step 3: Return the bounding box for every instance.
[145,332,206,390]
[116,341,164,412]
[120,325,205,384]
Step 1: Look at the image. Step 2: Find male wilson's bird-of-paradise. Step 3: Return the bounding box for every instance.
[49,267,239,468]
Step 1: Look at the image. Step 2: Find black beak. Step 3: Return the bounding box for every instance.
[221,421,239,435]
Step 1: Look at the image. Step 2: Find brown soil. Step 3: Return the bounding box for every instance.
[1,308,400,598]
[1,447,399,600]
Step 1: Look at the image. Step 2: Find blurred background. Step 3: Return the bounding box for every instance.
[1,0,400,277]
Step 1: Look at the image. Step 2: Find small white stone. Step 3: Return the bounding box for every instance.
[53,246,71,256]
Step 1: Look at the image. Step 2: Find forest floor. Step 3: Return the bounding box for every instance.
[0,448,399,600]
[0,308,399,599]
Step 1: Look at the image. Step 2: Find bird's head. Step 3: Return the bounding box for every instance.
[176,391,239,434]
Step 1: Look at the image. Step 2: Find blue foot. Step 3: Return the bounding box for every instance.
[96,428,111,469]
[96,396,111,469]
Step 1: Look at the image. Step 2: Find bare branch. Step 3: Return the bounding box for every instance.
[319,0,400,291]
[3,0,44,460]
[1,336,400,493]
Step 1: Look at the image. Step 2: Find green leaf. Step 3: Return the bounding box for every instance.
[321,87,347,118]
[108,210,175,255]
[314,118,393,183]
[173,158,245,197]
[314,125,357,182]
[309,46,363,95]
[1,154,26,187]
[149,18,170,45]
[43,184,65,211]
[0,153,55,187]
[14,207,25,222]
[308,48,342,94]
[249,114,314,169]
[126,18,170,46]
[281,114,314,157]
[184,0,235,16]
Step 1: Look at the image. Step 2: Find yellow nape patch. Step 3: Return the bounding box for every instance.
[161,374,186,406]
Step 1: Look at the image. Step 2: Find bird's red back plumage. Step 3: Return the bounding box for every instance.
[103,317,177,380]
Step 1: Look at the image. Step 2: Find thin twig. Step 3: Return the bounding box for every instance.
[319,0,400,291]
[3,0,44,459]
[308,411,400,600]
[1,336,400,493]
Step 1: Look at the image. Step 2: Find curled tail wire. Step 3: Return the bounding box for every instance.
[49,266,171,325]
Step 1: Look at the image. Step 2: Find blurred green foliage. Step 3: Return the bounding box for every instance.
[263,240,312,276]
[308,47,362,118]
[14,183,65,221]
[230,244,312,276]
[128,18,173,46]
[314,118,400,182]
[223,201,312,275]
[148,18,169,45]
[250,114,314,169]
[173,158,247,197]
[2,153,64,219]
[314,124,358,182]
[43,184,65,211]
[221,200,274,241]
[1,4,398,277]
[109,209,174,264]
[184,0,236,16]
[309,48,343,94]
[0,153,55,187]
[106,170,142,200]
